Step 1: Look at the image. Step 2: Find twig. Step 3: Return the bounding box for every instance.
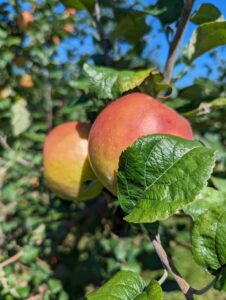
[148,231,195,300]
[158,269,168,285]
[94,0,111,66]
[0,136,33,168]
[0,252,22,269]
[142,226,216,299]
[193,278,216,295]
[163,0,195,83]
[45,83,53,132]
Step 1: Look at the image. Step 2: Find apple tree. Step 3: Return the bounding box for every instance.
[0,0,226,299]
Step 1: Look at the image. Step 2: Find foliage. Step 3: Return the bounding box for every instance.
[0,0,226,299]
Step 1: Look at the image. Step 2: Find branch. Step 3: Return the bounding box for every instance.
[148,231,195,300]
[0,136,33,168]
[94,1,112,66]
[163,0,195,83]
[45,83,53,132]
[142,226,216,299]
[193,278,216,295]
[0,252,22,269]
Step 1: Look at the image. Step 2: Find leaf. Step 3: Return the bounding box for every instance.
[210,97,226,108]
[146,280,163,299]
[60,0,95,14]
[212,176,226,192]
[187,21,226,62]
[183,187,226,221]
[11,99,31,136]
[139,71,171,96]
[85,271,146,300]
[134,280,163,299]
[214,267,226,291]
[83,64,164,99]
[192,207,226,274]
[20,246,39,264]
[112,10,149,43]
[190,4,222,25]
[48,279,63,294]
[149,0,184,24]
[118,134,215,223]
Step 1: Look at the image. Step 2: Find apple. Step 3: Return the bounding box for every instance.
[64,24,74,33]
[17,11,34,30]
[43,121,102,201]
[20,74,34,88]
[88,92,193,195]
[52,35,61,45]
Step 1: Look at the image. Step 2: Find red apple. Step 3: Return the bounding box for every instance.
[88,93,193,194]
[17,11,34,29]
[43,122,102,201]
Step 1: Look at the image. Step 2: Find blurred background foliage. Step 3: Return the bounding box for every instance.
[0,0,226,299]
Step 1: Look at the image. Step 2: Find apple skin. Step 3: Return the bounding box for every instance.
[43,121,102,201]
[88,93,193,195]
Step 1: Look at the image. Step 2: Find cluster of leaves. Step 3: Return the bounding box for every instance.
[0,0,226,299]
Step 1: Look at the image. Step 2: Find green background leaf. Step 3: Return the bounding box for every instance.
[183,187,226,221]
[187,21,226,61]
[214,267,226,291]
[11,99,31,136]
[190,4,222,25]
[192,208,226,274]
[61,0,96,14]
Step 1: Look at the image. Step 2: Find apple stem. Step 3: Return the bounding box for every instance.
[163,0,195,83]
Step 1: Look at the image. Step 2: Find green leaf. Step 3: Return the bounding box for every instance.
[190,4,222,25]
[112,10,149,43]
[149,0,184,24]
[187,21,226,62]
[86,271,146,300]
[212,176,226,192]
[210,97,226,108]
[11,98,31,136]
[139,71,171,96]
[48,279,63,294]
[20,246,39,264]
[183,187,226,221]
[134,280,162,299]
[214,267,226,291]
[60,0,95,14]
[192,207,226,274]
[83,64,160,99]
[118,134,215,223]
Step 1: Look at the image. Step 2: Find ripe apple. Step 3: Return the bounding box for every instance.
[17,11,34,29]
[88,93,193,194]
[43,122,102,201]
[64,24,74,33]
[52,35,61,45]
[20,74,34,88]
